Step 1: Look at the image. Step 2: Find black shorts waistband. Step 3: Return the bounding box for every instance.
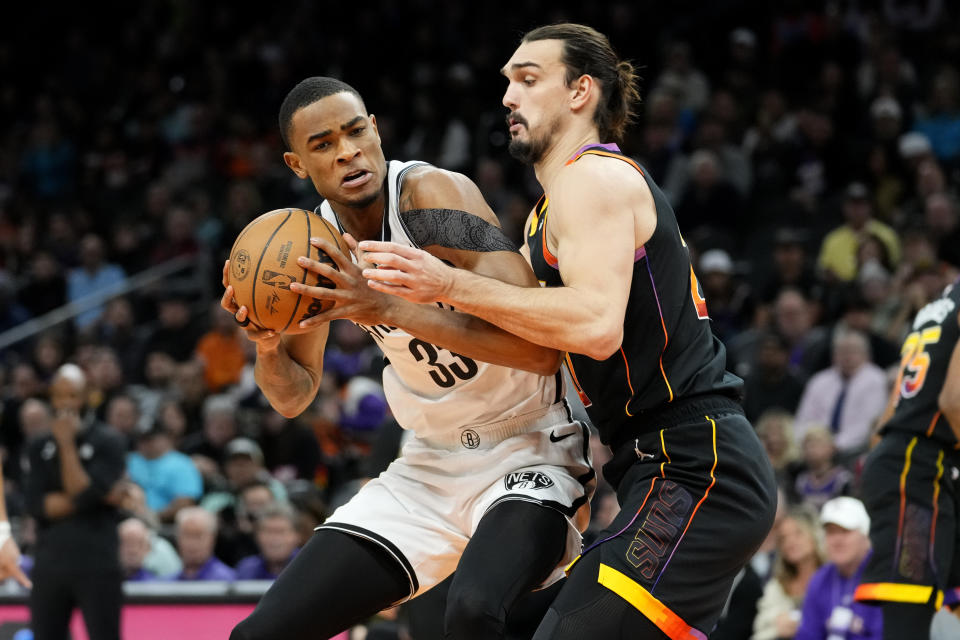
[609,393,744,453]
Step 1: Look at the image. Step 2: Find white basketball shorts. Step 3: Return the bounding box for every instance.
[317,400,595,601]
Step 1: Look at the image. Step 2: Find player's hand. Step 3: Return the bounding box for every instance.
[0,536,31,589]
[289,234,399,329]
[356,240,454,304]
[220,260,283,352]
[51,409,80,445]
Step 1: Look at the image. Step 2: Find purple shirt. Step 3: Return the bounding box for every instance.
[125,567,157,582]
[234,550,298,580]
[174,557,236,581]
[795,552,882,640]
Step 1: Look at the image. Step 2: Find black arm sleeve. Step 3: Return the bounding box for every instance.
[71,430,126,512]
[398,209,519,252]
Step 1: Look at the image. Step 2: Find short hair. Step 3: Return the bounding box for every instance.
[175,506,217,535]
[521,23,641,142]
[254,504,297,530]
[202,393,237,420]
[278,76,365,150]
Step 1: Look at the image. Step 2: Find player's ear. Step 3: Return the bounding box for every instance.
[570,74,595,113]
[283,151,308,179]
[369,114,381,142]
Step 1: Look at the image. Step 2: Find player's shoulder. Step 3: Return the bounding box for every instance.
[555,152,650,206]
[399,164,495,222]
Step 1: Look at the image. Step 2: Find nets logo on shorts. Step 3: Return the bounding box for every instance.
[461,429,480,449]
[504,471,554,491]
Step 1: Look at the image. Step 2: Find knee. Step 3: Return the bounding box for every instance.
[444,583,504,640]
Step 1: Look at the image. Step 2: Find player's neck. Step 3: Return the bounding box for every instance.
[328,187,387,242]
[534,127,600,189]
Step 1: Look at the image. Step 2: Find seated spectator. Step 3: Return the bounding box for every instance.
[259,411,322,484]
[794,428,853,515]
[118,484,182,577]
[756,410,801,501]
[126,425,203,523]
[817,183,901,283]
[194,301,247,393]
[118,517,157,582]
[234,505,300,581]
[104,393,141,450]
[795,497,881,640]
[180,393,240,486]
[743,333,807,422]
[171,506,235,581]
[201,438,287,514]
[794,329,888,457]
[752,508,825,640]
[67,234,126,331]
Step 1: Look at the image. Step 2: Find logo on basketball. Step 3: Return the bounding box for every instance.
[232,249,251,281]
[460,429,480,449]
[504,471,554,491]
[261,270,296,290]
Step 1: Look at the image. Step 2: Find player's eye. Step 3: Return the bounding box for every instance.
[350,127,365,136]
[523,77,536,86]
[314,141,330,151]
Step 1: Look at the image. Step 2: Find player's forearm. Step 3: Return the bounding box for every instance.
[386,299,562,376]
[254,342,322,418]
[56,444,91,497]
[439,269,623,360]
[43,492,76,519]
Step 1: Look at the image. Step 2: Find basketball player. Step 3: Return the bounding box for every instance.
[225,77,594,640]
[358,24,778,639]
[853,271,960,639]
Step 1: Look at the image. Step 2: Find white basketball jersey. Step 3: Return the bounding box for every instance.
[317,160,563,441]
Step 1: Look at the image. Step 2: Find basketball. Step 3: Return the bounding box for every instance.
[227,208,350,333]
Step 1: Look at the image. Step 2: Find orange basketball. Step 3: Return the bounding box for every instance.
[228,208,349,333]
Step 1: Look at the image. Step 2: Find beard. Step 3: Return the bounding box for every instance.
[506,114,558,165]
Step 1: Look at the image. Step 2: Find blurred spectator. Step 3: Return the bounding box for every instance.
[118,517,157,582]
[752,508,825,640]
[831,287,900,369]
[0,363,42,481]
[698,249,753,343]
[758,228,821,306]
[755,411,801,501]
[140,291,201,363]
[126,425,203,523]
[259,411,322,484]
[794,428,853,514]
[171,506,235,581]
[743,333,807,422]
[194,302,247,393]
[66,234,126,330]
[913,67,960,165]
[653,41,710,116]
[18,251,67,318]
[793,329,888,456]
[103,393,141,450]
[795,497,881,640]
[0,270,31,335]
[818,183,901,283]
[675,149,743,246]
[92,297,148,381]
[202,437,288,515]
[924,192,960,269]
[234,504,300,581]
[181,393,240,486]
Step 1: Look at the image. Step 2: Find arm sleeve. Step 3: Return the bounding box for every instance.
[71,431,127,512]
[23,440,48,520]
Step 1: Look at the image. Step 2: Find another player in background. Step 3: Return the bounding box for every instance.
[854,269,960,640]
[226,77,593,640]
[361,23,777,639]
[0,459,30,588]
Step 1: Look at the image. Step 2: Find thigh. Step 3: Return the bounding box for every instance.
[449,500,568,610]
[231,529,410,640]
[29,570,74,640]
[74,571,122,640]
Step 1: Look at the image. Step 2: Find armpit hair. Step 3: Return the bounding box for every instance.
[399,208,518,252]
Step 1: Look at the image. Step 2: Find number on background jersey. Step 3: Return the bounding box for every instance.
[408,339,479,388]
[898,326,942,399]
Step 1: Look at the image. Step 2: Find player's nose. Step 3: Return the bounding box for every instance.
[502,84,519,111]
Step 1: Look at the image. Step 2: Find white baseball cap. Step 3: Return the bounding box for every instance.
[820,496,870,536]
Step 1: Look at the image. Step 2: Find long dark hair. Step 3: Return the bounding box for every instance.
[522,23,641,142]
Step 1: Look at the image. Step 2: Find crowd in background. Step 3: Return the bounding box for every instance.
[2,0,960,637]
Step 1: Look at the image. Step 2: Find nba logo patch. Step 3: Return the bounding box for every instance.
[504,471,554,490]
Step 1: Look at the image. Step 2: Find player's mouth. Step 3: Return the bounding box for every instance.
[342,169,373,188]
[506,113,527,135]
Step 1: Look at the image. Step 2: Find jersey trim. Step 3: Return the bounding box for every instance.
[854,582,941,607]
[925,411,942,437]
[597,563,707,640]
[644,250,675,402]
[893,436,918,573]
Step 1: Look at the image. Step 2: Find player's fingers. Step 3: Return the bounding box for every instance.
[366,279,413,299]
[360,252,410,271]
[222,260,230,287]
[357,240,421,259]
[310,237,352,271]
[295,258,348,286]
[236,305,248,322]
[298,308,342,329]
[219,285,237,312]
[290,282,341,300]
[361,267,407,284]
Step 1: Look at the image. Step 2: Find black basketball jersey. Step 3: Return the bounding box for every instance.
[883,278,960,447]
[526,143,742,446]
